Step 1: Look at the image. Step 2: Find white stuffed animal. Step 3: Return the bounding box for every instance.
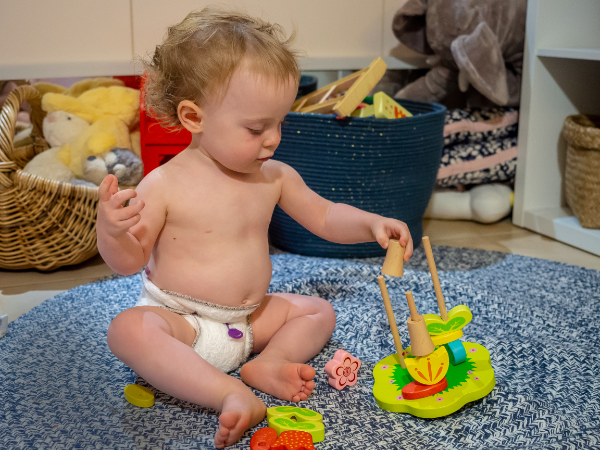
[42,111,89,147]
[23,110,90,183]
[23,147,75,182]
[424,184,513,223]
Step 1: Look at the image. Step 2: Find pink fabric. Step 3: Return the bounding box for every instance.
[443,111,519,137]
[437,146,518,179]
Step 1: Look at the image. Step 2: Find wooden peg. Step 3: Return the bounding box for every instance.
[381,239,405,277]
[405,290,420,320]
[376,276,406,369]
[405,291,435,357]
[422,236,448,321]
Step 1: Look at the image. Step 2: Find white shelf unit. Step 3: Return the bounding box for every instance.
[513,0,600,256]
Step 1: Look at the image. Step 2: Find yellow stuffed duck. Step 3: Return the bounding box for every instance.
[41,84,140,178]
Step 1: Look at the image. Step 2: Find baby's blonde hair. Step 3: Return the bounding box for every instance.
[143,7,301,129]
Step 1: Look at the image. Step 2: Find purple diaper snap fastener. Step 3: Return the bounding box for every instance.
[225,323,243,339]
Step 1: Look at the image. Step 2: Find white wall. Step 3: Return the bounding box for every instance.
[0,0,425,79]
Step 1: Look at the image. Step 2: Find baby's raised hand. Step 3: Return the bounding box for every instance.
[97,175,145,238]
[371,217,413,261]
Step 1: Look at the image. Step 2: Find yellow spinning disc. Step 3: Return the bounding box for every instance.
[431,329,463,346]
[124,384,155,408]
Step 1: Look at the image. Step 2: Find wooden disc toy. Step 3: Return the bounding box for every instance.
[250,427,278,450]
[123,384,154,408]
[402,377,448,400]
[267,406,324,443]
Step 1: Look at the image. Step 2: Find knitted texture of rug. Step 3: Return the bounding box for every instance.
[1,246,599,449]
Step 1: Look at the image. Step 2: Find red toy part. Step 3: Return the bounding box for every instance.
[402,377,448,400]
[324,349,361,390]
[272,430,315,450]
[250,427,278,450]
[139,75,191,176]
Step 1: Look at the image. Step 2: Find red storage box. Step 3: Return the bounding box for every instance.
[138,76,191,176]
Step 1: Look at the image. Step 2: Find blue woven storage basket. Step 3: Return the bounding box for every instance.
[269,99,446,258]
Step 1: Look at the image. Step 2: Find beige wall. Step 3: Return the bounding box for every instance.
[0,0,423,78]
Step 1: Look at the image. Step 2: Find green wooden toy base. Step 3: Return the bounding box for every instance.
[373,342,495,418]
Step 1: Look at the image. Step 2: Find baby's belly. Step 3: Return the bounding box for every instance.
[146,238,273,308]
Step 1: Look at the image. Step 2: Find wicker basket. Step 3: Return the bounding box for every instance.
[562,115,600,229]
[0,85,100,271]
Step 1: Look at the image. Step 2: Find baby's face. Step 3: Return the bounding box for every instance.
[196,61,298,173]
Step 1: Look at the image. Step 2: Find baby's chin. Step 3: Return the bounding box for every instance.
[220,161,264,174]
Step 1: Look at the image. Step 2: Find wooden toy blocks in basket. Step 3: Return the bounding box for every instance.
[0,85,99,271]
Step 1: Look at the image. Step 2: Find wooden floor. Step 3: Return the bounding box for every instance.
[1,218,599,324]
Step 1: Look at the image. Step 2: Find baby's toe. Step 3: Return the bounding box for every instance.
[298,365,316,382]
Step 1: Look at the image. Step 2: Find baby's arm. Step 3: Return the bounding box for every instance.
[96,172,166,275]
[276,163,414,259]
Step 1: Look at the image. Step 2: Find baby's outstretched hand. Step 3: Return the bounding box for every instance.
[97,175,145,238]
[371,217,413,261]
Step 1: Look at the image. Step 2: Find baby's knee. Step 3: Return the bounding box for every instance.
[106,308,145,353]
[315,298,336,332]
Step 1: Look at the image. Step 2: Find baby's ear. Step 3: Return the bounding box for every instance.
[177,100,203,133]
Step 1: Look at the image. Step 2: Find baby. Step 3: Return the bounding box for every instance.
[97,7,413,448]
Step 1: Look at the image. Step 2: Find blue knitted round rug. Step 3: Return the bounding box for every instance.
[1,246,599,449]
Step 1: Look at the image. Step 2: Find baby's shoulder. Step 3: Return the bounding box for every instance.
[134,163,171,199]
[263,159,298,180]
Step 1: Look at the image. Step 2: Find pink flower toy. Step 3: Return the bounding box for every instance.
[324,350,361,390]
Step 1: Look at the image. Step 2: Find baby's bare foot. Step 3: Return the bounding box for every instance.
[214,389,266,448]
[241,356,316,402]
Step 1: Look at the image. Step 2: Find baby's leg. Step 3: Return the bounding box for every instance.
[107,306,266,448]
[240,294,336,402]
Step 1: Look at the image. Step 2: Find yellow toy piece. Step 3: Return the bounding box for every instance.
[42,85,140,177]
[124,384,155,408]
[373,92,413,119]
[267,406,324,443]
[35,77,124,98]
[405,346,449,385]
[430,329,463,346]
[423,305,473,335]
[350,104,374,118]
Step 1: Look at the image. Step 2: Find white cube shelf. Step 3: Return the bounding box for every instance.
[513,0,600,256]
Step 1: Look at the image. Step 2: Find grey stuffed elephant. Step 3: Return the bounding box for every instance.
[393,0,527,107]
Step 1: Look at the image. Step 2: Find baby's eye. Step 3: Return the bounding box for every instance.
[247,128,262,136]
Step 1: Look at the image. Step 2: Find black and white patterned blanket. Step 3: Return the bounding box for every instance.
[1,246,599,449]
[438,108,519,188]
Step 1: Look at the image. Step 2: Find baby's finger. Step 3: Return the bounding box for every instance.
[374,227,390,249]
[99,175,116,202]
[404,236,414,261]
[116,200,145,221]
[119,213,142,231]
[109,188,138,208]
